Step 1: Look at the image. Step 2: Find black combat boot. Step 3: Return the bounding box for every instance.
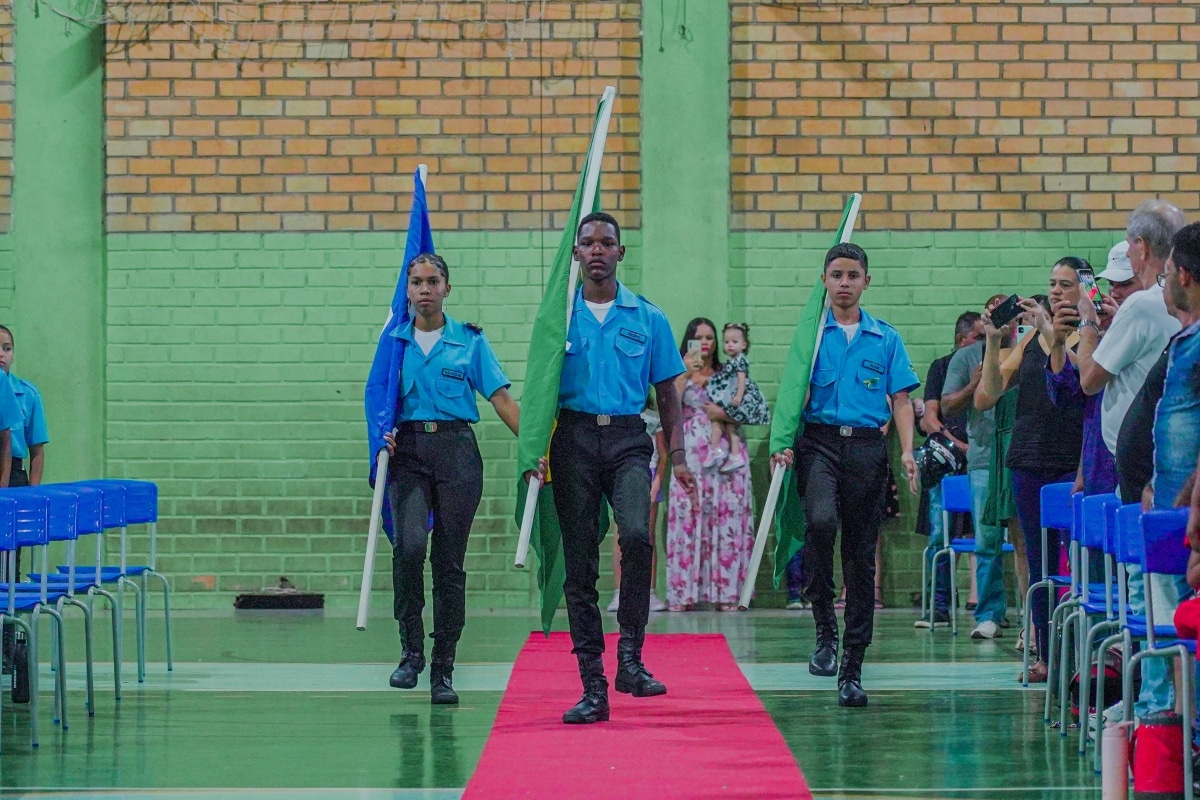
[429,657,458,705]
[809,613,839,677]
[562,655,610,724]
[837,647,868,708]
[614,625,666,697]
[388,620,426,689]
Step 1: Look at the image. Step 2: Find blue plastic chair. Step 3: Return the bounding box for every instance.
[927,474,1016,637]
[57,480,168,681]
[1064,493,1121,751]
[26,483,123,701]
[0,493,36,753]
[1023,482,1074,694]
[1120,508,1194,800]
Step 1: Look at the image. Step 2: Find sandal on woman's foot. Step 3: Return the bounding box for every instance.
[834,597,847,610]
[668,603,694,612]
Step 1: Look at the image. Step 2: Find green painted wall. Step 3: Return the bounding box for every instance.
[641,0,731,335]
[12,6,106,482]
[91,229,1120,610]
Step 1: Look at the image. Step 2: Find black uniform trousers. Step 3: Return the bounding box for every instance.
[550,414,654,659]
[796,426,889,650]
[386,426,483,657]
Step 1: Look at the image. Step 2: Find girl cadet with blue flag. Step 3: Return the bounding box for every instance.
[381,253,520,705]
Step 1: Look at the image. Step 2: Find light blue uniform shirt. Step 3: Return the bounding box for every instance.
[393,314,510,423]
[9,375,48,459]
[803,307,920,428]
[0,371,22,442]
[560,283,685,416]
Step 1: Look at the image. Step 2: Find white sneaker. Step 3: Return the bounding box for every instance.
[719,454,747,473]
[607,591,619,612]
[970,620,1001,639]
[701,447,727,469]
[649,594,667,612]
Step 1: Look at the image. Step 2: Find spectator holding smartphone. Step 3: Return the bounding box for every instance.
[976,258,1088,682]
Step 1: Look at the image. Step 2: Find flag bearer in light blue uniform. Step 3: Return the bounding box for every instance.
[548,212,696,725]
[0,324,32,676]
[381,254,521,705]
[0,325,49,489]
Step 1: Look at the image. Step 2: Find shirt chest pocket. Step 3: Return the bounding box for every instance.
[435,366,469,398]
[857,361,885,392]
[811,369,837,389]
[615,327,648,358]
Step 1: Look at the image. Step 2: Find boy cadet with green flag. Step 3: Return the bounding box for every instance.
[534,211,696,725]
[771,242,920,708]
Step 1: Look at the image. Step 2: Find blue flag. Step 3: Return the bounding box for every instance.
[364,168,435,489]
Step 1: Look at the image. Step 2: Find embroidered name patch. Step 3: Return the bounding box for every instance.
[861,360,884,374]
[618,328,647,344]
[440,368,465,381]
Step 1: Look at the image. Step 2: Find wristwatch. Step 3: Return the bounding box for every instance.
[1081,319,1101,333]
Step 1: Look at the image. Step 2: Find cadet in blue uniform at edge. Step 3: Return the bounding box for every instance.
[772,243,920,708]
[0,325,50,489]
[533,211,698,725]
[0,325,32,675]
[382,253,521,705]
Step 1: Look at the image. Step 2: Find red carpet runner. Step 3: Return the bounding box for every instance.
[462,632,811,800]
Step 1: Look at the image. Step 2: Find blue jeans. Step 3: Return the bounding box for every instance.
[925,484,951,613]
[1129,564,1190,717]
[970,469,1007,625]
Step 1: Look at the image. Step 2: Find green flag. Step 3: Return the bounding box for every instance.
[769,195,863,588]
[514,89,616,635]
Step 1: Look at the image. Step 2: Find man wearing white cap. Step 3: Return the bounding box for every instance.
[1096,240,1142,307]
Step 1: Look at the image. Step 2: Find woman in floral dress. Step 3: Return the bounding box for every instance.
[666,318,755,611]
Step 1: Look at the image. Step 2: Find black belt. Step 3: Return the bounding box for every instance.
[396,420,471,434]
[558,409,644,429]
[804,423,883,441]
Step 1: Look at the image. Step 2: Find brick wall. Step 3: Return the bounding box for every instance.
[105,1,641,234]
[731,0,1200,232]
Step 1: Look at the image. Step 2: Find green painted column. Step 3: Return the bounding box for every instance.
[12,6,106,481]
[640,0,730,334]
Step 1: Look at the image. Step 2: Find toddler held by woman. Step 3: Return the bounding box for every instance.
[703,322,770,472]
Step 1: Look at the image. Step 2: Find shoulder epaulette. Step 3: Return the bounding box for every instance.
[464,322,484,335]
[638,295,666,314]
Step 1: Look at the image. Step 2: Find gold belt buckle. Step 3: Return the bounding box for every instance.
[839,426,853,438]
[597,414,611,427]
[423,422,438,433]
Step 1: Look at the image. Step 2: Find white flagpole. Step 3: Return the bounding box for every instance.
[357,449,390,631]
[515,87,616,569]
[736,194,862,609]
[357,164,429,630]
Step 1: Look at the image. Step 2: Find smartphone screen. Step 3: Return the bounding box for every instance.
[1077,268,1102,311]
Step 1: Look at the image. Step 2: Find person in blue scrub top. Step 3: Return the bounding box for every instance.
[772,242,920,709]
[0,326,49,489]
[0,325,30,677]
[539,211,697,725]
[381,253,521,705]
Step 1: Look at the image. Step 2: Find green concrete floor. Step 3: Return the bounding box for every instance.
[0,608,1099,799]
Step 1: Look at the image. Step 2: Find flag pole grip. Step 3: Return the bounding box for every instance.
[514,476,541,569]
[738,462,786,611]
[356,449,390,631]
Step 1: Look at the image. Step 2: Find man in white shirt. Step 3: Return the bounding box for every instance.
[1068,199,1185,475]
[1060,199,1185,721]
